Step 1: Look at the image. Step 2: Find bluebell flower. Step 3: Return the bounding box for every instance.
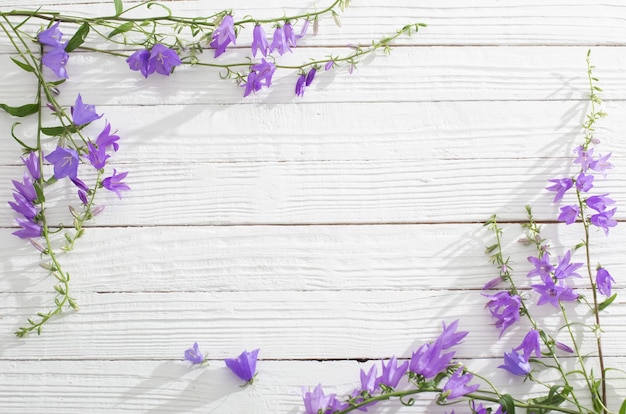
[225,349,259,384]
[184,342,206,364]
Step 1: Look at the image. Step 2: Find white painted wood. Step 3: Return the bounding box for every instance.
[1,1,625,413]
[2,224,624,293]
[2,157,624,226]
[1,359,625,413]
[3,47,626,106]
[2,289,625,360]
[2,0,625,47]
[1,100,625,164]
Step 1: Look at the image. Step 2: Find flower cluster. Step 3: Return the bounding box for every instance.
[37,22,69,79]
[301,321,479,413]
[126,43,182,78]
[549,145,616,234]
[9,152,42,239]
[184,343,259,385]
[7,22,130,336]
[3,0,425,337]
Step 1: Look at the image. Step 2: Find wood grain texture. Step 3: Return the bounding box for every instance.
[1,100,625,164]
[1,359,625,413]
[1,0,625,47]
[2,289,626,360]
[1,1,625,413]
[2,224,625,293]
[2,47,626,106]
[2,157,624,226]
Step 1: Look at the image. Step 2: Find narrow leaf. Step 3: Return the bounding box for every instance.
[10,122,37,151]
[619,398,626,414]
[10,57,36,73]
[598,293,617,311]
[498,394,515,414]
[41,125,78,136]
[0,103,38,117]
[114,0,124,16]
[107,21,134,39]
[65,23,90,52]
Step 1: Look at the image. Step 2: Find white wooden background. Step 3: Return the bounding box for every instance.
[1,0,625,412]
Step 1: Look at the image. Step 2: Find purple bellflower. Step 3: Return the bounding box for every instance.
[575,172,594,192]
[86,142,109,170]
[225,348,259,384]
[295,73,307,97]
[184,342,206,364]
[590,208,617,235]
[514,329,541,360]
[573,146,593,172]
[12,174,37,202]
[349,365,379,412]
[555,341,574,353]
[251,24,269,57]
[9,193,37,219]
[127,44,182,78]
[13,218,42,239]
[441,369,479,400]
[102,169,130,199]
[148,44,182,76]
[437,319,468,350]
[557,205,579,224]
[483,291,521,336]
[126,49,151,78]
[37,22,64,47]
[554,250,583,280]
[283,22,297,48]
[590,152,613,177]
[586,194,615,212]
[532,278,578,308]
[71,94,102,126]
[546,178,573,203]
[243,58,276,97]
[45,146,79,180]
[96,122,120,152]
[22,152,41,180]
[41,47,69,79]
[596,267,615,296]
[210,14,236,57]
[409,342,454,379]
[38,22,69,79]
[302,384,338,414]
[270,25,292,55]
[325,60,335,71]
[377,356,408,389]
[527,254,554,282]
[499,349,531,376]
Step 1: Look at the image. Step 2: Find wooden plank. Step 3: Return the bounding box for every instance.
[0,358,624,413]
[1,289,625,360]
[2,100,625,164]
[1,0,625,47]
[2,224,624,293]
[1,157,624,226]
[2,47,626,106]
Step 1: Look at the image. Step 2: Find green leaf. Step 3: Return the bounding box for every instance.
[114,0,123,16]
[598,293,617,311]
[10,57,36,73]
[0,103,38,117]
[10,122,37,151]
[65,23,90,52]
[619,398,626,414]
[498,394,515,414]
[41,125,78,136]
[107,21,134,39]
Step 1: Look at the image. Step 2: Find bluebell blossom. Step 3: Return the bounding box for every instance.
[225,349,259,384]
